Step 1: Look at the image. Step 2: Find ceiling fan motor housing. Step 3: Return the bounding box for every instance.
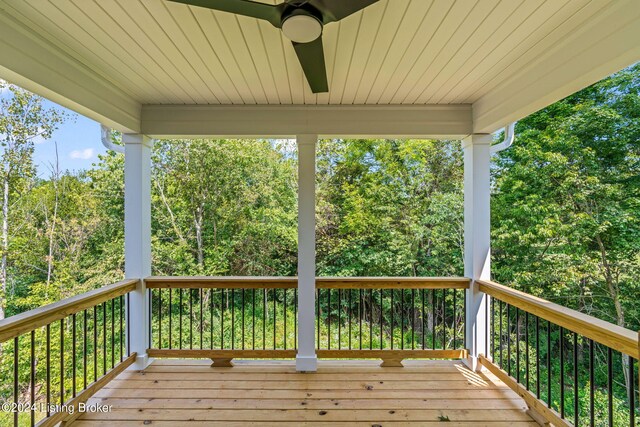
[280,6,324,43]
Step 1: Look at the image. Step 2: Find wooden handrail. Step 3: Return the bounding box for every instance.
[145,276,297,289]
[478,279,638,358]
[0,279,138,343]
[144,276,470,289]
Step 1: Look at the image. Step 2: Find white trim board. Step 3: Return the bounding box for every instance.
[140,104,472,139]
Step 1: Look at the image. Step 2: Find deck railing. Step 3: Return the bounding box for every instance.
[0,279,138,427]
[479,279,639,427]
[145,276,469,366]
[1,276,638,426]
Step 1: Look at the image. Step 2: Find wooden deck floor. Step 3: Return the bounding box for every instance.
[72,359,536,426]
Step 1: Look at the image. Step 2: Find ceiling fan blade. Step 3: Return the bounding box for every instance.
[167,0,283,27]
[308,0,379,23]
[292,37,328,93]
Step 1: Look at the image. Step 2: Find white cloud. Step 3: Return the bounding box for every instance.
[69,148,95,160]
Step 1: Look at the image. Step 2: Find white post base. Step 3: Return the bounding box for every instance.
[128,354,153,371]
[462,355,486,373]
[296,355,318,372]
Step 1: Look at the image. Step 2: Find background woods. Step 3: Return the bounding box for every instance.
[0,64,638,425]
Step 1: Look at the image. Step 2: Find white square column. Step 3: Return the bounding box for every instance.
[296,134,318,372]
[123,133,153,370]
[462,133,492,371]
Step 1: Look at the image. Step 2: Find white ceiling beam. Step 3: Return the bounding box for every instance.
[0,11,141,133]
[472,0,640,134]
[141,104,472,139]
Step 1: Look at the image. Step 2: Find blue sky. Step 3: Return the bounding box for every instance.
[33,100,107,177]
[1,83,107,177]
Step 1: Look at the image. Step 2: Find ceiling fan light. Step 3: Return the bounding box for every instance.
[281,14,322,43]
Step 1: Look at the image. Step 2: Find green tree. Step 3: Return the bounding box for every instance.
[0,82,65,320]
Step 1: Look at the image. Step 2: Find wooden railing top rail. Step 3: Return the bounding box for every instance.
[0,279,138,343]
[144,276,471,289]
[478,279,638,358]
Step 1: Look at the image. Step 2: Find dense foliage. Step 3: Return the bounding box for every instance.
[0,64,638,425]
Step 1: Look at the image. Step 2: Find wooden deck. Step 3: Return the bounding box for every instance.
[72,359,536,426]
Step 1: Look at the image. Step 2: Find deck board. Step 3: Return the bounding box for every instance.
[72,360,535,426]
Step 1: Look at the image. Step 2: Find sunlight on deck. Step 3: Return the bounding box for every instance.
[70,359,535,426]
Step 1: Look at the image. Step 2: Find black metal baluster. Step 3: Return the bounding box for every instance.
[148,290,152,349]
[400,289,405,350]
[46,324,51,417]
[348,289,352,350]
[629,356,635,427]
[14,336,18,427]
[294,288,298,349]
[200,288,204,349]
[93,305,97,381]
[190,288,194,349]
[379,289,383,350]
[422,288,426,349]
[103,302,107,375]
[60,318,65,403]
[499,300,503,367]
[507,304,512,376]
[262,288,266,350]
[179,288,183,349]
[316,289,320,349]
[83,310,87,389]
[560,327,565,418]
[223,289,227,349]
[369,288,373,350]
[431,289,436,350]
[516,308,520,383]
[463,289,467,350]
[525,312,529,389]
[589,339,594,427]
[72,313,77,397]
[272,288,277,349]
[328,288,332,350]
[484,295,489,356]
[411,289,415,349]
[252,289,256,349]
[169,288,173,349]
[30,330,35,427]
[536,315,540,398]
[126,294,130,356]
[491,297,495,360]
[111,299,115,368]
[120,295,124,361]
[231,289,235,350]
[158,289,162,348]
[441,288,446,349]
[390,289,394,350]
[453,289,457,350]
[607,347,613,426]
[547,320,551,407]
[338,289,341,349]
[210,289,214,348]
[359,289,363,350]
[573,332,578,426]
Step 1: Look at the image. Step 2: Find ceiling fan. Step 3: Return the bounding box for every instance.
[167,0,380,93]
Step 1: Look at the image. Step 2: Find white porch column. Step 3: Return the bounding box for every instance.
[463,133,492,372]
[123,133,153,370]
[296,134,318,372]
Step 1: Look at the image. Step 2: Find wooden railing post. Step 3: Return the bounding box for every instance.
[462,134,492,371]
[124,133,152,370]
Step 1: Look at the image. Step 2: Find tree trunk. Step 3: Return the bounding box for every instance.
[46,145,60,291]
[0,175,8,322]
[595,235,630,397]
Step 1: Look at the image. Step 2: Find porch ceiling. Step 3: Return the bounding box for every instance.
[0,0,638,136]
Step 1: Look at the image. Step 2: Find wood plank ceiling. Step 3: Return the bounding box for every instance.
[0,0,612,106]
